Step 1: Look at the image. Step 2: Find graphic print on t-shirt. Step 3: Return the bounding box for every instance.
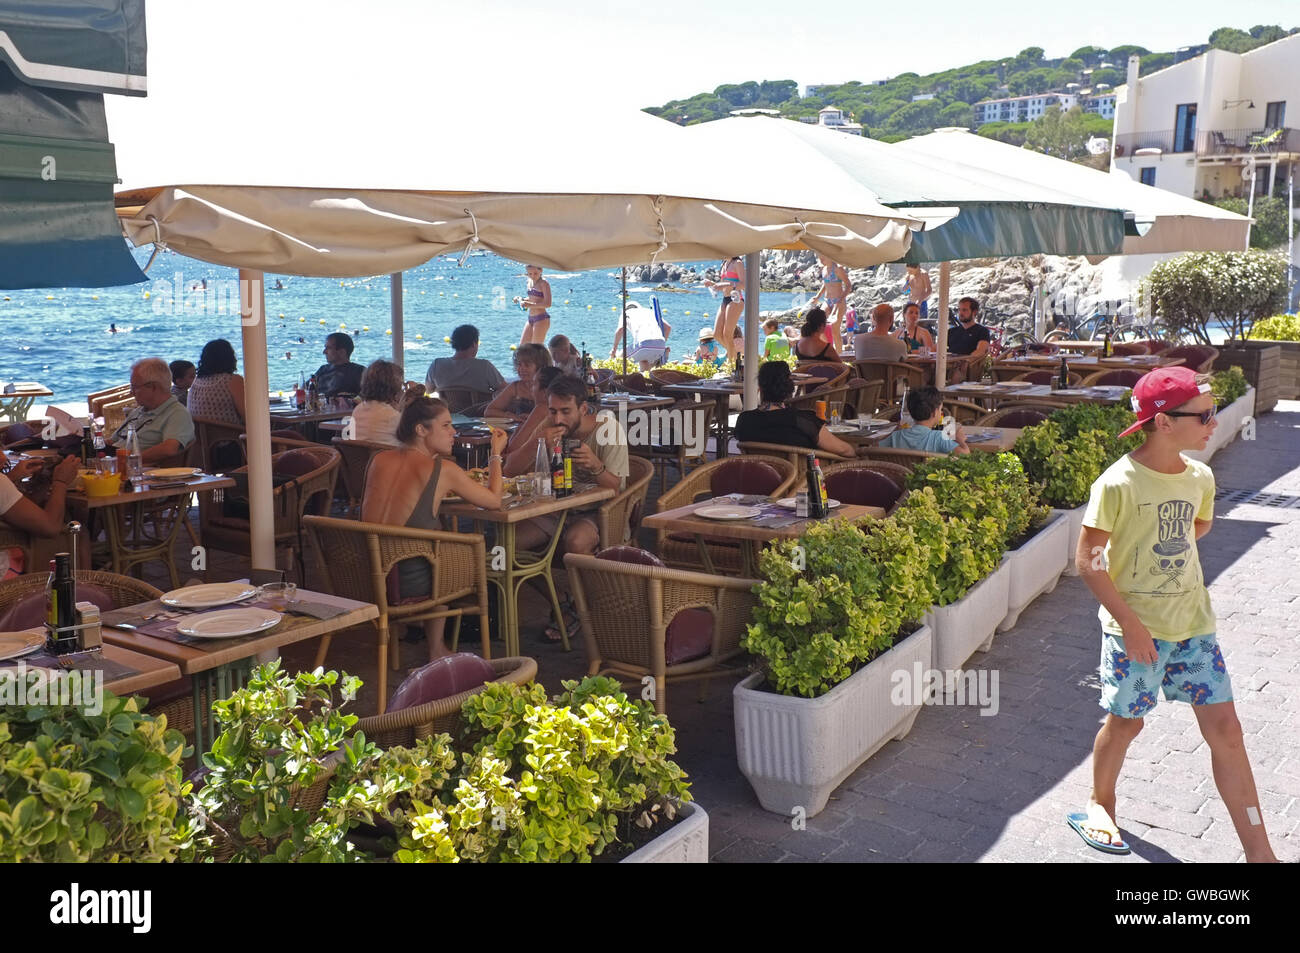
[1131,498,1196,596]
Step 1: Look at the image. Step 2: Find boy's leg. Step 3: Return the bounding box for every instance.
[1193,701,1277,863]
[1086,713,1144,845]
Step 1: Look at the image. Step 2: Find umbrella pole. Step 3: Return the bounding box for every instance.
[390,272,404,375]
[936,261,951,388]
[239,269,276,572]
[743,252,759,410]
[621,267,628,376]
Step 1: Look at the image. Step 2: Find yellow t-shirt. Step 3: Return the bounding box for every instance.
[1082,453,1216,641]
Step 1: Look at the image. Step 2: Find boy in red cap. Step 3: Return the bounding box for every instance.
[1069,366,1277,861]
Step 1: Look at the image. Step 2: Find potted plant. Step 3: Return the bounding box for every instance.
[0,693,193,862]
[1246,314,1300,401]
[1186,366,1254,462]
[735,509,939,817]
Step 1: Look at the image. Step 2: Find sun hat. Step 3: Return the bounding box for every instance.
[698,328,715,341]
[1117,366,1212,438]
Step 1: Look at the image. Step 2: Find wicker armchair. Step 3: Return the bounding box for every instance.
[436,386,496,414]
[794,363,851,388]
[1008,369,1084,387]
[1081,369,1144,388]
[1131,339,1169,354]
[648,368,700,394]
[853,359,926,405]
[855,446,943,470]
[788,382,851,417]
[87,384,131,419]
[199,445,340,582]
[944,400,990,425]
[737,440,854,466]
[653,456,795,574]
[565,550,760,714]
[791,459,910,513]
[354,657,537,748]
[101,395,137,438]
[1108,342,1149,356]
[614,372,652,394]
[594,456,654,549]
[331,437,392,516]
[976,403,1061,428]
[843,378,884,419]
[1160,345,1218,373]
[631,399,714,487]
[191,415,247,473]
[304,515,492,714]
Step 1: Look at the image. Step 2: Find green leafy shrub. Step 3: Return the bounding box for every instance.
[1212,196,1290,250]
[0,693,193,862]
[1210,366,1249,406]
[1013,420,1109,508]
[1141,250,1288,344]
[1247,314,1300,342]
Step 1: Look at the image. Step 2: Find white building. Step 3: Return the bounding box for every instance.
[1081,92,1117,119]
[1112,34,1299,211]
[816,106,863,135]
[973,92,1077,125]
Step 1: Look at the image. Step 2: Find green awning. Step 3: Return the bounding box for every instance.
[0,0,146,96]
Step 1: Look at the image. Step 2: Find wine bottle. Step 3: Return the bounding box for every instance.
[81,425,94,466]
[812,456,829,512]
[1058,355,1070,390]
[535,438,552,497]
[805,455,826,519]
[47,553,78,655]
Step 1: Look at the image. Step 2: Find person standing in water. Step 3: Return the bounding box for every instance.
[705,256,745,360]
[810,254,851,354]
[515,264,552,347]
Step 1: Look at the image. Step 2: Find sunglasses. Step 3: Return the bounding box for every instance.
[1161,406,1217,425]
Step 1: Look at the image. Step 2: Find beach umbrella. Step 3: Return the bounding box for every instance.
[0,1,146,289]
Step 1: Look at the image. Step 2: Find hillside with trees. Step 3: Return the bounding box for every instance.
[644,24,1298,152]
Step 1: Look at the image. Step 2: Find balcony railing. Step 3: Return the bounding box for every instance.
[1196,127,1300,157]
[1113,130,1176,156]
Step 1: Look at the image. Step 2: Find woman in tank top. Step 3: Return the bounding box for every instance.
[485,343,551,422]
[362,397,507,659]
[187,338,246,426]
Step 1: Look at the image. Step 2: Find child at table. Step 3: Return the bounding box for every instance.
[762,319,790,360]
[880,386,968,455]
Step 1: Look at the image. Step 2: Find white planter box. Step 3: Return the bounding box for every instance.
[1185,387,1254,464]
[620,802,709,863]
[930,561,1010,677]
[734,624,933,818]
[1060,503,1087,576]
[998,510,1070,632]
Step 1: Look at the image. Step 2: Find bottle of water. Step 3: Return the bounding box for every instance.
[125,424,143,483]
[534,437,552,496]
[899,381,913,427]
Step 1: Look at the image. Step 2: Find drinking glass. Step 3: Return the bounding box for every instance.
[828,402,844,427]
[515,476,535,504]
[260,582,297,611]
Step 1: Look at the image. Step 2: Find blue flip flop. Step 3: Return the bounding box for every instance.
[1066,810,1131,855]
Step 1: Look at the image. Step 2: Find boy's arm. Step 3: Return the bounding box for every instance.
[1076,525,1159,664]
[1194,518,1212,539]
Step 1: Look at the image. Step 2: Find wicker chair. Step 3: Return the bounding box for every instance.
[653,455,796,573]
[614,372,653,394]
[190,415,247,473]
[1009,369,1084,387]
[632,399,714,488]
[843,378,884,419]
[1131,339,1170,354]
[794,363,851,388]
[594,456,654,549]
[976,403,1061,428]
[1081,369,1145,388]
[856,446,943,470]
[792,460,911,514]
[331,437,392,516]
[87,384,131,419]
[1108,342,1148,356]
[737,440,854,467]
[1160,345,1219,373]
[436,387,495,414]
[565,549,760,714]
[788,381,852,418]
[853,359,926,405]
[199,445,340,582]
[303,515,492,714]
[648,368,700,394]
[944,400,990,425]
[101,395,137,438]
[353,656,537,748]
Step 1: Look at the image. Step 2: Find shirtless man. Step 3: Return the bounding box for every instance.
[905,264,932,319]
[515,264,552,347]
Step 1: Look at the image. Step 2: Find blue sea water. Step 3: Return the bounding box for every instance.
[0,246,732,404]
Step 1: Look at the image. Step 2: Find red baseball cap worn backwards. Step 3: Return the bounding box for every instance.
[1118,366,1212,439]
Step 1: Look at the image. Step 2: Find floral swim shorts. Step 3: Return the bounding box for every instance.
[1099,632,1233,719]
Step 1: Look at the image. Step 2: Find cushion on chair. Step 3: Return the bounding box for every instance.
[0,584,118,631]
[594,547,712,665]
[993,409,1051,429]
[824,469,903,509]
[710,460,784,497]
[1,423,36,447]
[388,653,496,712]
[274,449,325,479]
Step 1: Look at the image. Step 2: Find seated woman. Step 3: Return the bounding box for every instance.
[1,455,81,565]
[485,343,551,422]
[733,361,854,457]
[362,398,507,658]
[896,302,936,353]
[350,359,410,446]
[881,386,969,455]
[503,366,563,471]
[187,338,246,426]
[793,308,842,363]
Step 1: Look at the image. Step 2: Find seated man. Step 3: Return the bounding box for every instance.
[855,303,908,361]
[947,296,991,363]
[109,357,196,464]
[881,386,969,455]
[514,374,629,640]
[314,332,365,396]
[427,324,507,397]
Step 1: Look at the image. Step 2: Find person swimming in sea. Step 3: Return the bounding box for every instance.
[109,323,118,334]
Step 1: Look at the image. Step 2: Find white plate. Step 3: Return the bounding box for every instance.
[775,497,842,510]
[999,381,1035,388]
[1053,389,1087,395]
[827,424,859,434]
[177,607,283,640]
[858,418,892,427]
[161,582,260,609]
[694,504,762,520]
[145,467,202,479]
[0,628,44,661]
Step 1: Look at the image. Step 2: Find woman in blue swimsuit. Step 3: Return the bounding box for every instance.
[811,254,851,355]
[517,264,552,347]
[706,256,745,359]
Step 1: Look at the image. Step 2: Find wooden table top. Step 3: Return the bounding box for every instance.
[940,383,1128,405]
[643,497,886,544]
[1,382,54,398]
[963,426,1023,452]
[68,473,235,509]
[996,354,1169,370]
[439,483,615,524]
[5,642,182,696]
[101,587,378,676]
[269,407,352,424]
[1049,340,1106,351]
[600,395,677,412]
[662,373,815,396]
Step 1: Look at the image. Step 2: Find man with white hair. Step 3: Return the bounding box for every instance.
[109,357,196,463]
